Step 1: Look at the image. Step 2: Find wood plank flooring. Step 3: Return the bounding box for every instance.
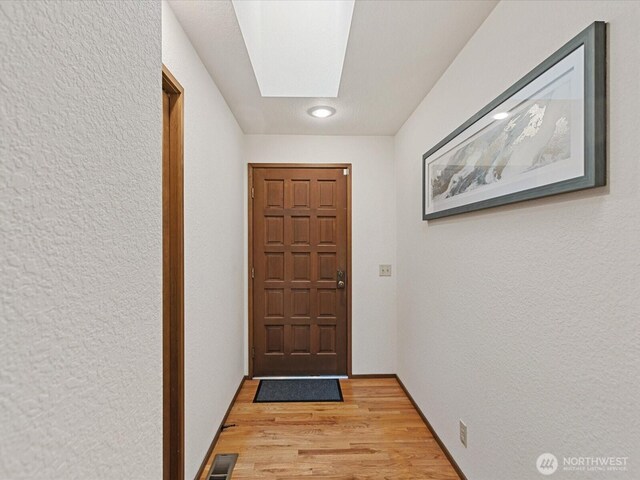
[199,378,460,480]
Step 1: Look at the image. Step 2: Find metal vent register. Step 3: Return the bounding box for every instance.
[207,454,238,480]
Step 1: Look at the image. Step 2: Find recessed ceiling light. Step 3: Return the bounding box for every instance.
[307,106,336,118]
[492,112,509,120]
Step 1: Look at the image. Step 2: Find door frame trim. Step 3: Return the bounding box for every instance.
[162,65,184,480]
[247,163,352,378]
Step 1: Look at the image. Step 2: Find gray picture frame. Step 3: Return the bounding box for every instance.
[422,21,606,221]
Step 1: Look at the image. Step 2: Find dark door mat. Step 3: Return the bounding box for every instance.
[253,379,343,403]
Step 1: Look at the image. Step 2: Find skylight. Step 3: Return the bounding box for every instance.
[231,0,355,98]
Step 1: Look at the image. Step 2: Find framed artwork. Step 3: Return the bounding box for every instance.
[423,22,606,220]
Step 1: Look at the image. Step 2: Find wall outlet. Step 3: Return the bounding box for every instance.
[459,420,468,448]
[379,264,392,276]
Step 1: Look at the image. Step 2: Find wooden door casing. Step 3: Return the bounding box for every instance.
[162,65,184,480]
[250,165,351,377]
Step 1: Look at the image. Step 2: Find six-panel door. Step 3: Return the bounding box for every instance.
[252,166,348,376]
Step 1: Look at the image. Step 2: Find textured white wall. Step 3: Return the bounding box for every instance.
[0,1,162,479]
[244,135,397,375]
[395,2,640,479]
[162,3,246,479]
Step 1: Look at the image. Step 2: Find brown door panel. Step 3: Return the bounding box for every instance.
[252,167,348,376]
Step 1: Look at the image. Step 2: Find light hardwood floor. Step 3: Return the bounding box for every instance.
[199,378,460,480]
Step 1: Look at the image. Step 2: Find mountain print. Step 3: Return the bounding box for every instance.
[429,76,573,204]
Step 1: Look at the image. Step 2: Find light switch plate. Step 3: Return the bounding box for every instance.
[379,264,392,276]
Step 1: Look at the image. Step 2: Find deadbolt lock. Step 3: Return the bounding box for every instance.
[337,270,346,289]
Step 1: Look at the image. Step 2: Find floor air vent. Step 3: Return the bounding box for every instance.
[207,453,238,480]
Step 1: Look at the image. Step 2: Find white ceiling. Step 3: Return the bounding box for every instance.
[168,0,498,136]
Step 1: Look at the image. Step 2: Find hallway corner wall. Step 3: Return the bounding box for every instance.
[0,1,162,478]
[162,3,246,479]
[394,1,640,479]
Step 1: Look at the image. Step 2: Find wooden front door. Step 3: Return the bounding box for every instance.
[250,165,350,377]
